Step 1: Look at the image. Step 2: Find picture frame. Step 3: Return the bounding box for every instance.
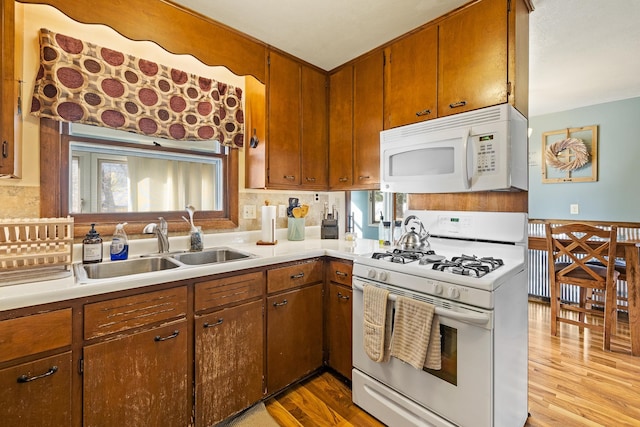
[541,125,598,183]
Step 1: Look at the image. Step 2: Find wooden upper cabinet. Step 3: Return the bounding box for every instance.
[438,0,509,116]
[301,65,328,189]
[353,51,384,189]
[268,51,302,187]
[328,66,354,189]
[329,51,383,190]
[384,25,438,129]
[0,0,19,178]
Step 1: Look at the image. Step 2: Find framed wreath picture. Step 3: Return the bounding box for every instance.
[541,125,598,183]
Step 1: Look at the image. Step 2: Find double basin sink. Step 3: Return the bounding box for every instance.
[74,247,256,283]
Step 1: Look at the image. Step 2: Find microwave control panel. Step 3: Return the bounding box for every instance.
[476,134,497,174]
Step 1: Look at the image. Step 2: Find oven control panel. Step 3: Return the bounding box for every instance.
[355,265,493,310]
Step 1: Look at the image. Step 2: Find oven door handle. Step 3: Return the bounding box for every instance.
[353,282,490,325]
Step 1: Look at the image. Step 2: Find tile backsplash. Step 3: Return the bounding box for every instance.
[0,185,344,235]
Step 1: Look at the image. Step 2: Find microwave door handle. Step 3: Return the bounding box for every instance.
[462,128,471,189]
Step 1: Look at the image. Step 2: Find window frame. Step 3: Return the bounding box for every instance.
[39,118,239,238]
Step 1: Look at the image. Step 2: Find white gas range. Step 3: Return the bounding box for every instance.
[351,210,529,427]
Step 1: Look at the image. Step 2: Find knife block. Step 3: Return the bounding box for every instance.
[321,219,339,239]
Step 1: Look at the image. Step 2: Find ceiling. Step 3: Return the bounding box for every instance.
[172,0,640,117]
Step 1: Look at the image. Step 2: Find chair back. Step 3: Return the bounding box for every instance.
[545,223,619,288]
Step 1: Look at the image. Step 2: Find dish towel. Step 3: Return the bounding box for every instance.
[363,284,393,363]
[390,296,442,370]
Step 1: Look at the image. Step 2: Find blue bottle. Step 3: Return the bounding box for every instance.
[110,223,129,261]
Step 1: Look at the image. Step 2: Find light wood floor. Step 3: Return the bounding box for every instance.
[265,301,640,426]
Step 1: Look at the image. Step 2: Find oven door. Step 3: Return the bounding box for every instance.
[352,279,493,427]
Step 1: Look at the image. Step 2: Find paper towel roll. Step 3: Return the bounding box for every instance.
[261,205,277,243]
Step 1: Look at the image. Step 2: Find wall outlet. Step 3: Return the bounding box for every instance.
[278,204,287,218]
[243,204,256,219]
[570,204,579,215]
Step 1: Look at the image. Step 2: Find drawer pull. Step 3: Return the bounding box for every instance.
[338,177,349,182]
[17,366,58,383]
[415,109,431,117]
[337,292,350,301]
[358,175,370,180]
[203,318,223,328]
[273,299,288,307]
[154,330,180,342]
[336,271,349,278]
[449,100,467,109]
[305,177,316,182]
[284,175,296,180]
[2,141,8,158]
[290,272,305,280]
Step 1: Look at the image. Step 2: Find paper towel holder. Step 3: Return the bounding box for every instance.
[257,201,278,245]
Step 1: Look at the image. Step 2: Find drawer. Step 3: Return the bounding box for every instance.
[267,259,323,294]
[327,259,352,286]
[195,271,264,312]
[0,309,72,363]
[84,287,187,340]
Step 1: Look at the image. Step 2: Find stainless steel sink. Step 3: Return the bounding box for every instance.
[75,256,181,281]
[169,247,255,265]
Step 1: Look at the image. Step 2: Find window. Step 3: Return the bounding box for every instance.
[39,118,239,237]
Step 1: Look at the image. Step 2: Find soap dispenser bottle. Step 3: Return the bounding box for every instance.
[110,222,129,261]
[83,223,103,264]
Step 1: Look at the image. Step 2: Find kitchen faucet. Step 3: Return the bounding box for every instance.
[143,217,170,253]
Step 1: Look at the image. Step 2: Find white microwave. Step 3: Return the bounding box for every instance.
[380,104,528,193]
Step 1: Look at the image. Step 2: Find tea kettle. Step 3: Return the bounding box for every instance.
[397,215,431,251]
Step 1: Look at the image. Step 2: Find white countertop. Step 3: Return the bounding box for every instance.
[0,227,380,312]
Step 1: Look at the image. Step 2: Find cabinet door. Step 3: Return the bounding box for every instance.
[326,283,353,380]
[438,0,508,116]
[353,51,383,188]
[328,66,353,189]
[83,321,189,427]
[267,284,323,392]
[384,25,438,129]
[268,50,301,187]
[301,64,328,188]
[0,0,18,177]
[195,300,264,426]
[0,352,72,427]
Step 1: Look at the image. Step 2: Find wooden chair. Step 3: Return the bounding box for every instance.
[546,223,619,350]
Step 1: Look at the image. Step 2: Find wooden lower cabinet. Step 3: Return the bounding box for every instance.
[325,282,353,380]
[0,351,72,427]
[267,283,323,392]
[83,321,189,427]
[195,299,264,426]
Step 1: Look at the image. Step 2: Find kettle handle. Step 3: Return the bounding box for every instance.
[403,215,427,235]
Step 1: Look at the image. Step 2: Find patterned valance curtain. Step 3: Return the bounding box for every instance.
[31,28,244,146]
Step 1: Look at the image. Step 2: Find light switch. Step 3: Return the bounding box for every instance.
[570,204,579,215]
[278,205,287,218]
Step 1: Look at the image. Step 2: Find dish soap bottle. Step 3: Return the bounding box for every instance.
[110,222,129,261]
[378,212,385,246]
[83,223,103,264]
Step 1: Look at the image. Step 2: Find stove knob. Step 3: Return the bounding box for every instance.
[448,287,461,299]
[367,269,377,279]
[433,284,443,295]
[378,271,388,282]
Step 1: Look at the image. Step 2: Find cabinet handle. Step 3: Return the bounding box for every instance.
[305,177,316,182]
[358,175,370,180]
[338,177,349,182]
[2,141,7,158]
[449,101,467,109]
[273,299,288,307]
[290,272,305,279]
[336,271,349,277]
[284,175,295,180]
[415,109,431,117]
[203,318,223,328]
[154,330,180,342]
[337,292,350,301]
[17,366,58,383]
